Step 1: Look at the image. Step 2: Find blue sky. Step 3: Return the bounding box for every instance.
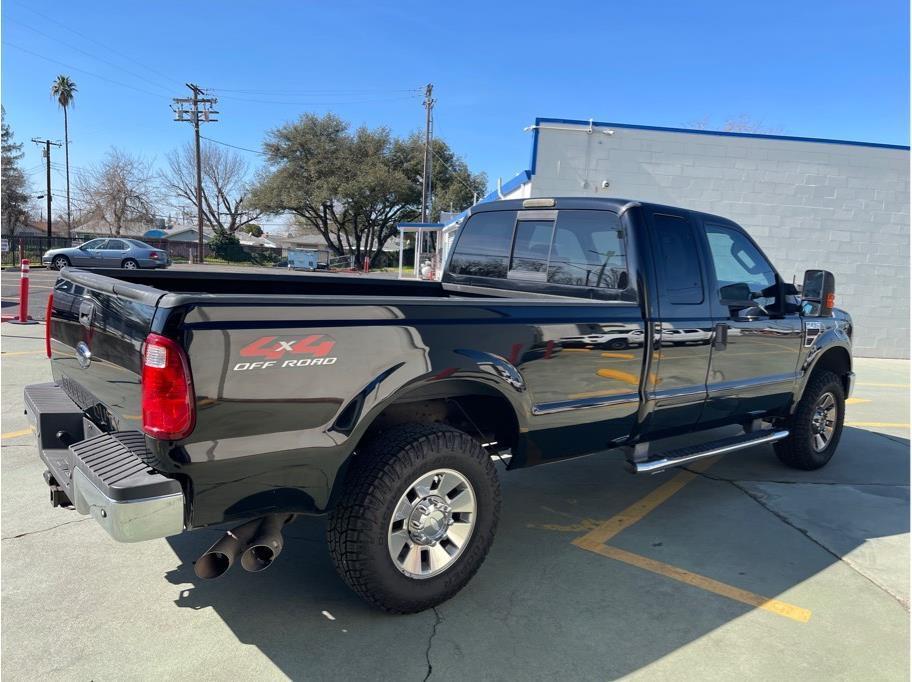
[2,0,908,228]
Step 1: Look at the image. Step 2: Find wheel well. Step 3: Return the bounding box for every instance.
[364,392,519,454]
[810,347,852,393]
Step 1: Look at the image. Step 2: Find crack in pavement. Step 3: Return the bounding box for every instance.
[684,466,909,611]
[1,516,91,540]
[423,606,442,681]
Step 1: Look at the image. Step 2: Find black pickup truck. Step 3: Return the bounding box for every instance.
[26,197,853,613]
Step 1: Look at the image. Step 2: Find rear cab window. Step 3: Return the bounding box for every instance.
[447,208,634,301]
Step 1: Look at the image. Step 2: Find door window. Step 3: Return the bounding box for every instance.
[106,239,127,250]
[509,220,554,280]
[549,210,626,289]
[448,211,516,279]
[82,239,107,250]
[704,223,776,309]
[653,214,703,304]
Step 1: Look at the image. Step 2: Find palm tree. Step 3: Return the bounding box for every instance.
[51,75,77,235]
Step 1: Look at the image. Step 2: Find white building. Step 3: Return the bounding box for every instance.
[446,118,910,359]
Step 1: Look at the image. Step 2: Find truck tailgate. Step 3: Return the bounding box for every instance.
[48,269,166,432]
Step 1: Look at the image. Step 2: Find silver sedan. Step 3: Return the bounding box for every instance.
[43,238,170,270]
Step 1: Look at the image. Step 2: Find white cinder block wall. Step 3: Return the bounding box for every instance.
[528,121,910,359]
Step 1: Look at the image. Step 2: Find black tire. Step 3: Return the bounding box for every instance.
[52,255,70,270]
[328,423,501,613]
[121,258,139,270]
[606,339,629,350]
[775,370,845,470]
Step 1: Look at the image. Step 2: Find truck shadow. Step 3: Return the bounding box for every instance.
[164,426,909,679]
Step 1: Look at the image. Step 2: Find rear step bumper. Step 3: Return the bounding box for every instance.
[628,430,790,475]
[24,383,184,542]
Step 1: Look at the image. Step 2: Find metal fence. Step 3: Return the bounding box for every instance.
[2,236,77,267]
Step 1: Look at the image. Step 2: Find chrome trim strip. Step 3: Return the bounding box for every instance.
[71,468,184,543]
[532,394,639,415]
[634,430,790,474]
[706,375,797,396]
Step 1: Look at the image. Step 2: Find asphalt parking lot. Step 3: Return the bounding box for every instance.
[1,292,909,679]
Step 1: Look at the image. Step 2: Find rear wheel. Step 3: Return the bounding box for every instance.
[328,423,501,613]
[775,370,845,470]
[52,255,70,270]
[121,258,139,270]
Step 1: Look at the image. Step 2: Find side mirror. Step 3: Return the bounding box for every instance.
[802,269,836,314]
[719,282,753,308]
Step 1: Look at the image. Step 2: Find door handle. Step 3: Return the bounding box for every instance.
[712,323,728,350]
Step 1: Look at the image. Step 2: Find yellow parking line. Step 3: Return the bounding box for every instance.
[581,544,812,623]
[601,352,636,359]
[562,348,591,353]
[572,461,716,546]
[568,455,811,622]
[844,397,870,405]
[846,422,910,429]
[1,427,33,440]
[1,350,45,356]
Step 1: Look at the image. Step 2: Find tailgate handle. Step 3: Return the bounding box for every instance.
[78,300,95,328]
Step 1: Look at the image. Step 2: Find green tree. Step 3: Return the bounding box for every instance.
[250,113,486,263]
[1,107,31,236]
[51,75,77,234]
[241,222,263,237]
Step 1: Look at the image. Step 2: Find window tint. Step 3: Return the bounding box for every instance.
[705,223,776,305]
[548,210,626,289]
[509,220,553,279]
[83,239,106,250]
[653,214,703,304]
[448,211,516,278]
[127,239,149,248]
[106,239,127,250]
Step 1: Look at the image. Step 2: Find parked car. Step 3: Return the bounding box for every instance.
[26,197,853,614]
[42,238,170,270]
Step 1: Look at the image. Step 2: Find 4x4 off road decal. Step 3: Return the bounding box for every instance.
[233,334,338,371]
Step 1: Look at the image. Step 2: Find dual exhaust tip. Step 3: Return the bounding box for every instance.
[194,514,292,580]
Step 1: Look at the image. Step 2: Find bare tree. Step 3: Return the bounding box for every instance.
[74,148,158,235]
[686,115,783,135]
[162,140,261,235]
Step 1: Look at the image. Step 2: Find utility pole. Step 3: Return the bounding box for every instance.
[31,138,62,240]
[420,83,434,223]
[172,83,218,264]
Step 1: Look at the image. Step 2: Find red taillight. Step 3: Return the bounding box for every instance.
[141,333,196,440]
[150,251,159,259]
[45,292,54,358]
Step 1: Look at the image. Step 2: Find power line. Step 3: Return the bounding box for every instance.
[5,42,170,99]
[7,0,182,90]
[210,92,423,106]
[200,135,266,156]
[5,17,175,96]
[208,86,423,95]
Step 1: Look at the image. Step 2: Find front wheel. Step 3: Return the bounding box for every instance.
[775,370,845,470]
[52,255,70,270]
[328,423,501,613]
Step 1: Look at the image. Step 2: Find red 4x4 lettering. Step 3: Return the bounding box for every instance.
[239,335,335,360]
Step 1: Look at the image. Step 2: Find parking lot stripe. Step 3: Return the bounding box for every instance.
[1,350,45,356]
[1,428,32,440]
[572,461,716,547]
[844,397,870,405]
[584,543,812,623]
[856,382,910,388]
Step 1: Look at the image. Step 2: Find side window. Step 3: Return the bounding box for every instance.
[652,214,703,304]
[704,223,776,307]
[549,210,627,289]
[83,239,105,250]
[107,239,127,250]
[509,219,554,280]
[448,211,516,279]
